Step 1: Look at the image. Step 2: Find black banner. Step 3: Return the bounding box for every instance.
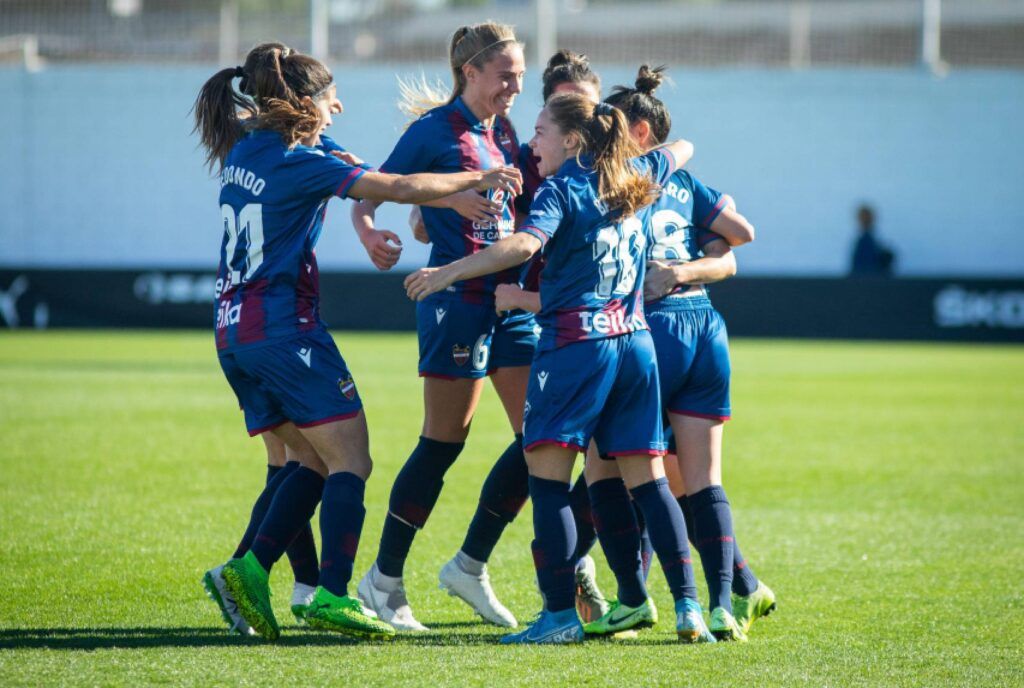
[1,269,1022,343]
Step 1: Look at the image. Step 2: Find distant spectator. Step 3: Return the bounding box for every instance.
[849,204,895,276]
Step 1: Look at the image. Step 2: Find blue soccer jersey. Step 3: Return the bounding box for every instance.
[380,97,525,303]
[516,148,676,350]
[214,129,367,351]
[646,170,730,301]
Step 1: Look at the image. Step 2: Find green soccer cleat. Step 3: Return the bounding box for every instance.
[675,598,716,644]
[582,597,658,635]
[732,581,777,634]
[574,555,611,624]
[305,587,397,639]
[202,564,254,636]
[709,607,748,642]
[220,551,280,641]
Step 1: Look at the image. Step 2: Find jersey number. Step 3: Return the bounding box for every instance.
[593,216,643,299]
[221,203,265,284]
[649,209,692,262]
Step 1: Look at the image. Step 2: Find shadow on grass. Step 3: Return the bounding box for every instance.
[0,625,506,651]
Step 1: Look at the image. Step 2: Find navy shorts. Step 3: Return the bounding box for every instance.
[218,328,362,436]
[523,330,666,458]
[417,292,538,379]
[648,295,731,421]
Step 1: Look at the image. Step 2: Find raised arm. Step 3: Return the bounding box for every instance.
[658,139,695,173]
[708,199,756,246]
[404,233,542,301]
[348,167,521,205]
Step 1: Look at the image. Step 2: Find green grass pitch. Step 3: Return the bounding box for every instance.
[0,331,1022,686]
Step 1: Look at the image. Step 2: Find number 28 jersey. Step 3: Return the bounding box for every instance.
[214,131,368,352]
[516,149,677,351]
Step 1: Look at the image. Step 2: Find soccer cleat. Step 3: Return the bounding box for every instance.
[499,608,584,645]
[220,551,280,640]
[357,564,429,632]
[732,581,777,634]
[202,565,255,636]
[675,598,716,644]
[582,598,658,635]
[290,582,317,624]
[439,556,517,628]
[709,607,748,642]
[304,586,397,639]
[574,555,611,624]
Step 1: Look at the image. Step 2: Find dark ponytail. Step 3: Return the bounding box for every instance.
[604,64,671,145]
[192,67,255,172]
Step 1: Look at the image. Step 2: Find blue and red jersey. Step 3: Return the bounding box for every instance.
[214,129,367,351]
[646,170,730,302]
[380,97,525,304]
[516,148,677,350]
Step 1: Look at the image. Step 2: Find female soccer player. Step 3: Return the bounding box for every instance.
[405,92,712,644]
[193,44,520,641]
[349,22,538,632]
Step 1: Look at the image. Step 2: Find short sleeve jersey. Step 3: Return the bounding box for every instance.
[214,130,367,351]
[380,97,524,304]
[645,170,729,302]
[516,149,677,350]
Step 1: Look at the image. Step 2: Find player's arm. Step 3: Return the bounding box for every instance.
[405,233,541,301]
[708,199,756,246]
[348,167,521,205]
[419,191,504,223]
[653,139,695,174]
[350,198,403,271]
[643,239,737,302]
[495,283,541,314]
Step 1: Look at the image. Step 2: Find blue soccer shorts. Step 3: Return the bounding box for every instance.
[218,327,363,436]
[522,330,666,458]
[416,292,538,380]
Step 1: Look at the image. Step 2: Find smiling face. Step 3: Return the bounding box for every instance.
[462,44,526,120]
[312,84,342,134]
[529,106,578,178]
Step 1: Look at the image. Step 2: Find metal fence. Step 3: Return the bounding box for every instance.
[2,0,1024,69]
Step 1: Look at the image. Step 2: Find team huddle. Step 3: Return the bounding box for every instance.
[192,21,776,645]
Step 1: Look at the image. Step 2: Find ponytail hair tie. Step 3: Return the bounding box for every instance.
[594,102,615,117]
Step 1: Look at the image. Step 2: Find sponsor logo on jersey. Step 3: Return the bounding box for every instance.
[215,299,242,329]
[578,310,646,336]
[338,376,357,400]
[452,344,470,366]
[537,370,549,391]
[435,307,447,324]
[296,347,312,367]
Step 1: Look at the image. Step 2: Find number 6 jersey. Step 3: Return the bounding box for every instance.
[214,131,368,352]
[516,148,676,350]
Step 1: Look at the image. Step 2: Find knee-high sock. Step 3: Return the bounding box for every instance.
[460,434,528,562]
[681,493,759,596]
[377,436,464,577]
[234,462,298,559]
[529,476,576,613]
[569,475,597,563]
[631,500,654,581]
[249,466,325,574]
[588,478,647,607]
[318,471,366,597]
[630,478,697,602]
[689,485,735,611]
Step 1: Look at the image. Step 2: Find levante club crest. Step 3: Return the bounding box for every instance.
[452,344,470,367]
[338,377,357,400]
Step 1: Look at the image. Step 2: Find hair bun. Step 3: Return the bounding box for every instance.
[635,64,666,95]
[547,49,589,71]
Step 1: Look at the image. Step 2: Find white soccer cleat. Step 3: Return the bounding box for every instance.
[202,564,256,636]
[574,555,611,624]
[438,556,518,628]
[290,582,317,624]
[357,564,429,632]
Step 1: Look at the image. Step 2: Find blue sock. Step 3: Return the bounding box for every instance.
[256,464,321,586]
[460,434,527,562]
[569,475,597,563]
[318,472,366,597]
[377,436,464,577]
[676,494,698,548]
[690,486,736,611]
[630,478,697,602]
[733,543,760,597]
[588,478,647,608]
[632,500,654,581]
[529,476,576,613]
[234,462,297,558]
[249,466,325,574]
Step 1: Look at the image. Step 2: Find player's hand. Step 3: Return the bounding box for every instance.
[331,150,365,167]
[404,267,452,301]
[476,166,522,196]
[494,283,526,314]
[360,228,403,271]
[644,260,679,301]
[408,206,431,244]
[449,190,504,223]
